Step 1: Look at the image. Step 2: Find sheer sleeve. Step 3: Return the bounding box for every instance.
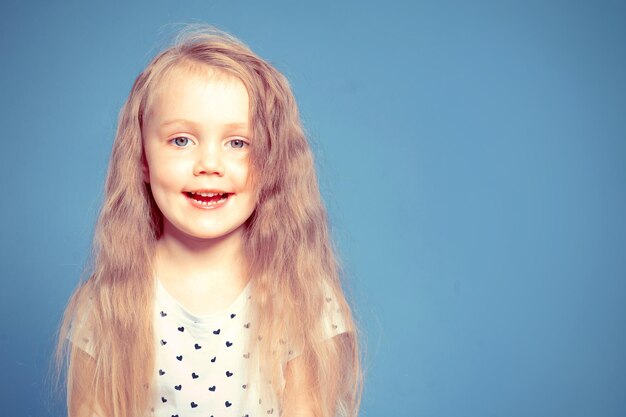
[319,283,348,339]
[68,299,96,358]
[286,281,350,362]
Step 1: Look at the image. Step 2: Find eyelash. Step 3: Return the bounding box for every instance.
[171,136,191,147]
[228,139,248,149]
[169,137,249,149]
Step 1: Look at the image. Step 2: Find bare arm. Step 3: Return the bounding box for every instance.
[67,349,106,417]
[282,332,359,417]
[282,353,320,417]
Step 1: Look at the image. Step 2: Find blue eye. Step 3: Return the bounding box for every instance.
[229,139,247,149]
[172,137,190,147]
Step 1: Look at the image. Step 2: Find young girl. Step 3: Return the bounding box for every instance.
[56,26,362,417]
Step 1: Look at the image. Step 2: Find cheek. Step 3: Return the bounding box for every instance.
[148,157,189,191]
[226,159,253,189]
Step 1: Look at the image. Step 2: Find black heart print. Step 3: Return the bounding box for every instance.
[160,339,167,346]
[190,402,198,408]
[226,370,233,377]
[160,311,167,317]
[194,343,202,350]
[213,329,220,335]
[230,313,236,318]
[226,341,233,347]
[161,397,167,403]
[211,356,216,363]
[225,401,232,407]
[159,369,165,376]
[208,386,216,392]
[178,326,184,332]
[192,372,199,379]
[174,385,182,391]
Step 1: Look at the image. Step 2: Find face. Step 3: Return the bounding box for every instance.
[142,65,256,242]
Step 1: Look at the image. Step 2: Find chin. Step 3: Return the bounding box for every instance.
[184,226,245,241]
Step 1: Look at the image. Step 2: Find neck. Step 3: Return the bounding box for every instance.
[154,221,249,294]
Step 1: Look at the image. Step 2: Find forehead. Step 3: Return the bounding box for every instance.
[144,62,250,127]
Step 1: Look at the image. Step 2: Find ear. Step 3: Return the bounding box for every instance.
[141,153,150,184]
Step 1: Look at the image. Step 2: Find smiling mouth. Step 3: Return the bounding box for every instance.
[185,191,232,206]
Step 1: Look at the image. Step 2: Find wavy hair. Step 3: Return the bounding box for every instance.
[57,25,362,417]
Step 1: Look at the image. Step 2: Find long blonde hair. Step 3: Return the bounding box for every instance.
[57,25,362,417]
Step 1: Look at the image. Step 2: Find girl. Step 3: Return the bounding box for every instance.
[56,26,362,417]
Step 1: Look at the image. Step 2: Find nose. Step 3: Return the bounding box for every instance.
[193,143,224,176]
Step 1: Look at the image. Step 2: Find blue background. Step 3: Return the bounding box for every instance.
[1,0,625,416]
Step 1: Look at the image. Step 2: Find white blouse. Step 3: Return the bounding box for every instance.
[72,279,348,417]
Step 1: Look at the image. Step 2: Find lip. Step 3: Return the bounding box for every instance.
[185,189,231,194]
[184,191,232,210]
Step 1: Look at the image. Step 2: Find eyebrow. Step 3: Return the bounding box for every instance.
[159,119,249,130]
[224,122,250,129]
[159,119,198,129]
